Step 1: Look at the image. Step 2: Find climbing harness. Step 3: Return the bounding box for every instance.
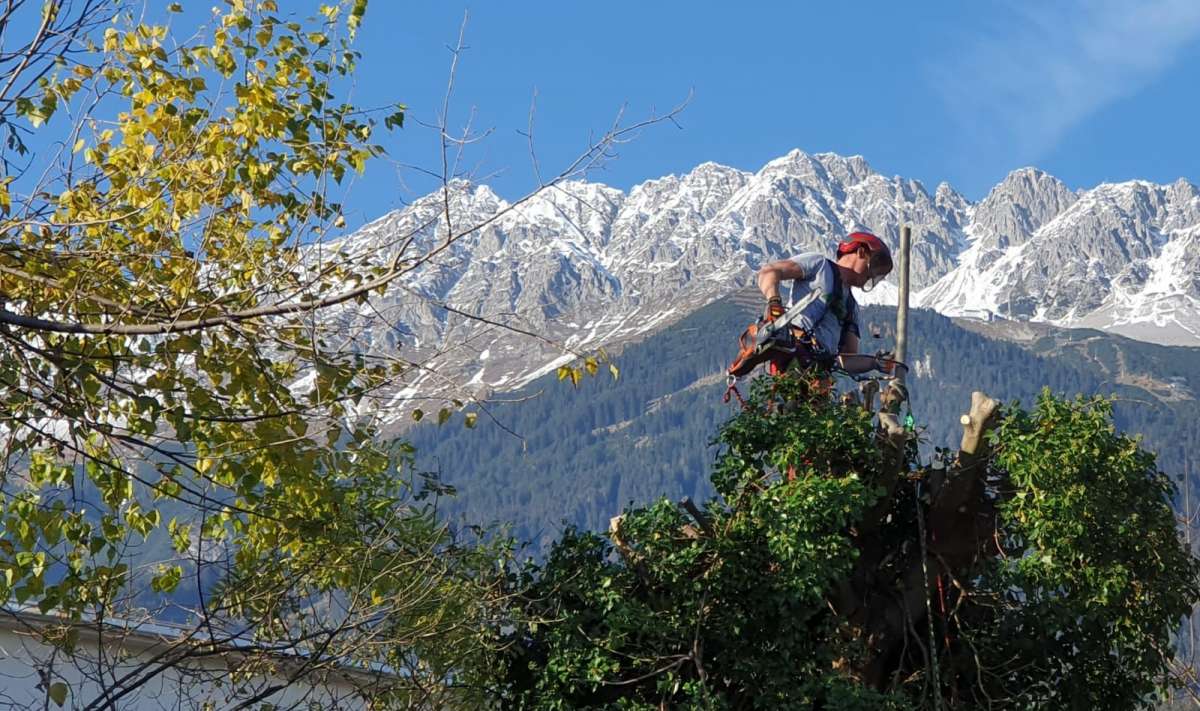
[727,259,854,380]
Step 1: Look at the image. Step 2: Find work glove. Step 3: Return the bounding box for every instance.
[764,296,785,323]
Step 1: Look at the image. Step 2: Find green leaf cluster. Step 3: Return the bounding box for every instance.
[490,375,1200,710]
[969,390,1200,709]
[494,370,906,710]
[0,3,505,706]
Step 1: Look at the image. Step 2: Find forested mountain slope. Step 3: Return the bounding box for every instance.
[409,297,1200,551]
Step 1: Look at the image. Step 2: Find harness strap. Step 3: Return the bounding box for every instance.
[825,258,857,337]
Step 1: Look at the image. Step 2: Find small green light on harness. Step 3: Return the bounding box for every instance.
[904,411,915,432]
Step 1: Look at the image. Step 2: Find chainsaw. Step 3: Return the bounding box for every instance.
[726,290,828,379]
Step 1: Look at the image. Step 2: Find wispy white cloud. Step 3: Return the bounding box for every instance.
[931,0,1200,165]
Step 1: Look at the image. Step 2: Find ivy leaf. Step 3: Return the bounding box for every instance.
[48,682,68,708]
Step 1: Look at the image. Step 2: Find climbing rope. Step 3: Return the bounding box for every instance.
[914,479,945,711]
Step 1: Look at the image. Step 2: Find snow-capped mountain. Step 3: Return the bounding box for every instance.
[323,150,1200,424]
[916,168,1200,345]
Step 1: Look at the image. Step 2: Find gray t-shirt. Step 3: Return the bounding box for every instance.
[785,252,860,354]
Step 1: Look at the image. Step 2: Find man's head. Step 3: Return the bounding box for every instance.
[835,231,892,291]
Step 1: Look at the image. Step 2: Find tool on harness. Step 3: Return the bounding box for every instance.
[722,373,748,408]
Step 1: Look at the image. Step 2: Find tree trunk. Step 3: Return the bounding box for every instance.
[842,391,1002,692]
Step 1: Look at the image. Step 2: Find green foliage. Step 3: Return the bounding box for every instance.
[968,391,1200,709]
[47,681,68,708]
[0,2,506,705]
[710,372,881,500]
[494,371,909,709]
[490,373,1199,709]
[0,0,396,614]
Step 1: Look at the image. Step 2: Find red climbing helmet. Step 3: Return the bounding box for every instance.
[837,231,890,260]
[836,231,892,291]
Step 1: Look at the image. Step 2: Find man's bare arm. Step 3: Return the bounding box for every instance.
[756,259,807,300]
[835,354,880,374]
[834,333,875,373]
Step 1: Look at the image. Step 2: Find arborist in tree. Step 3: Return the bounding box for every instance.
[727,231,898,380]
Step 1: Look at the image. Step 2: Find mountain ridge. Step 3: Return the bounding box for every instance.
[324,150,1200,427]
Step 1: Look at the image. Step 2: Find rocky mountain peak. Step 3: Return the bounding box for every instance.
[813,152,875,186]
[934,182,971,230]
[973,167,1077,248]
[756,150,877,193]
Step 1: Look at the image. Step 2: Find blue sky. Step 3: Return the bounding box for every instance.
[34,1,1195,228]
[328,0,1200,226]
